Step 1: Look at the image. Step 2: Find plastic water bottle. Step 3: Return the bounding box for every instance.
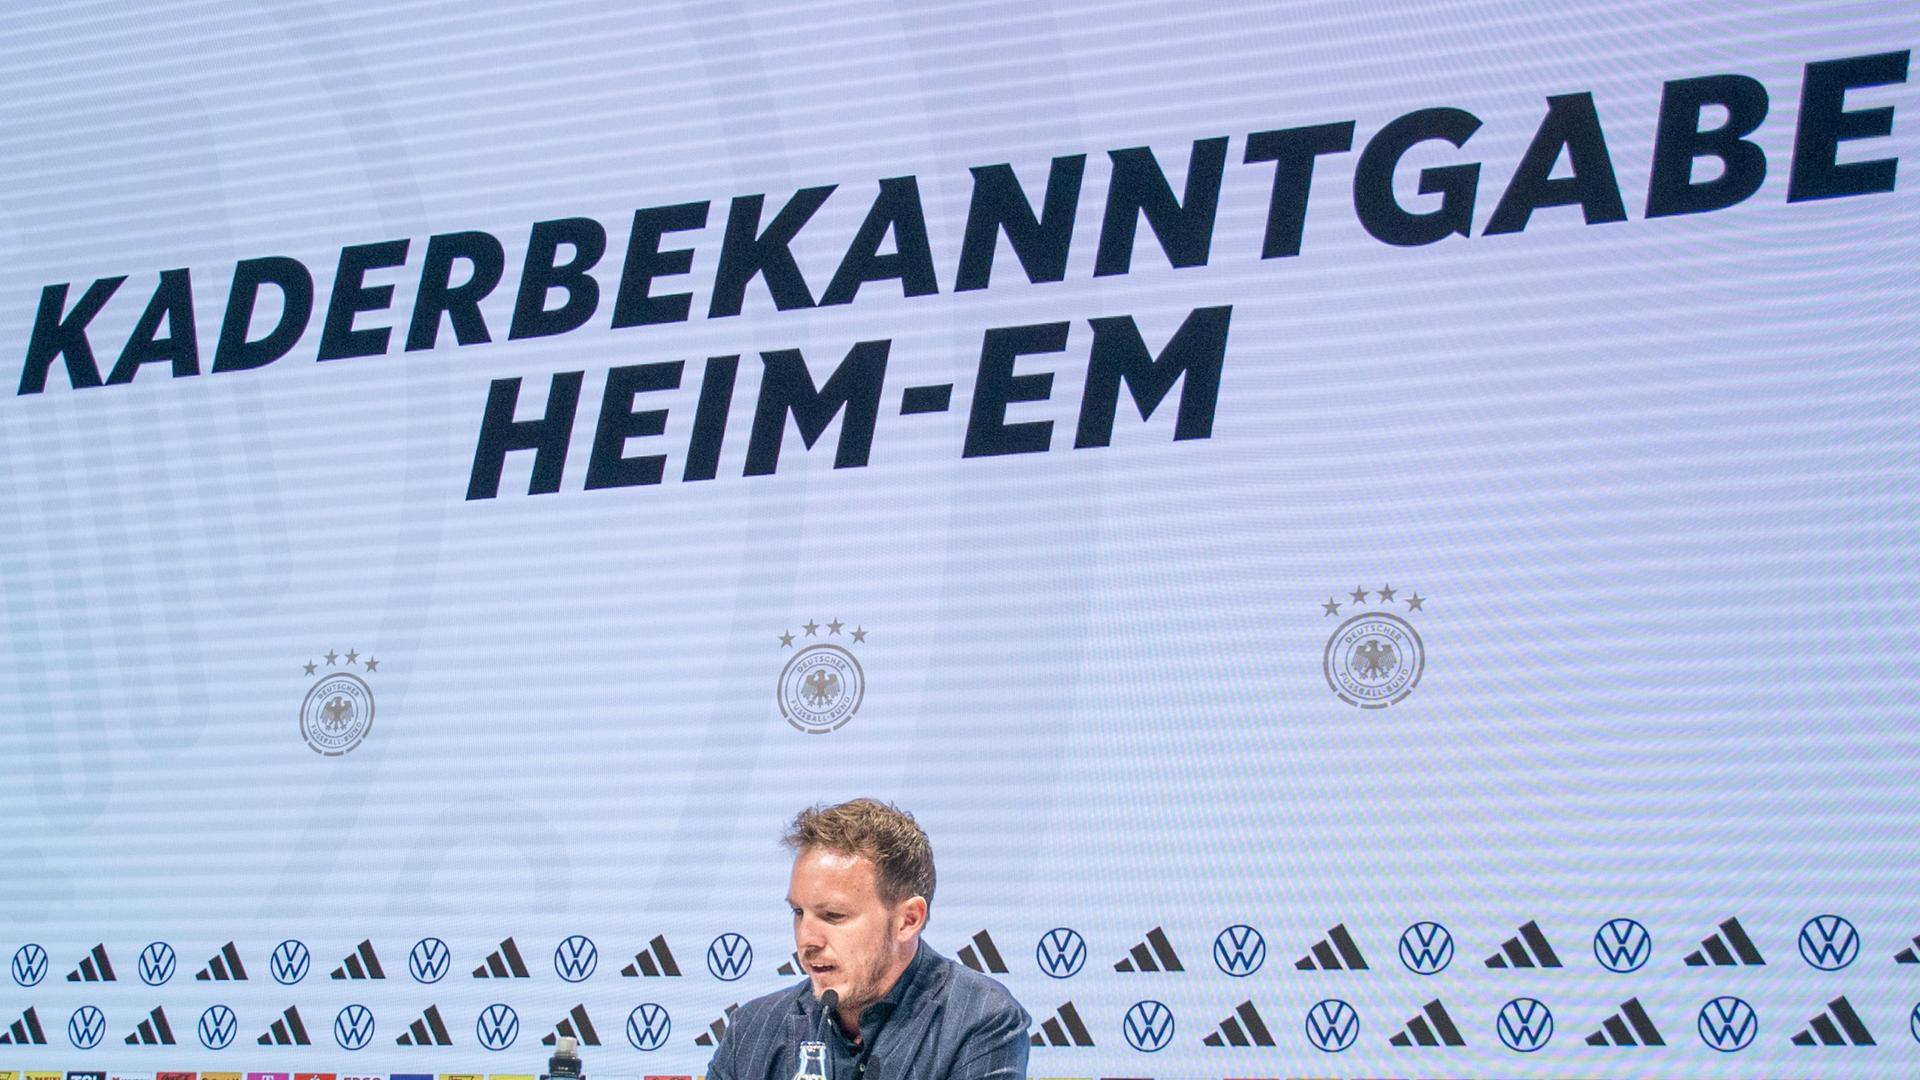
[544,1035,583,1080]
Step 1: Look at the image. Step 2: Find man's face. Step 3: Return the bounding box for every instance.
[786,847,918,1015]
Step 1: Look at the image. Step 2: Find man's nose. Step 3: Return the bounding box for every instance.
[795,916,825,950]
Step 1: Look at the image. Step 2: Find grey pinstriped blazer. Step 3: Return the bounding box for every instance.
[704,941,1030,1080]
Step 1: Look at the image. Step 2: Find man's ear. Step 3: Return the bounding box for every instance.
[893,896,928,940]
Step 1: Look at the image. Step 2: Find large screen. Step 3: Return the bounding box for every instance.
[2,3,1916,1078]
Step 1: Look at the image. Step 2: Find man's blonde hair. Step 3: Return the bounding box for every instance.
[783,798,936,907]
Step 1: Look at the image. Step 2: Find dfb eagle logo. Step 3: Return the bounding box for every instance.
[803,669,841,707]
[778,636,865,734]
[300,669,374,755]
[1323,608,1424,709]
[1356,640,1397,680]
[321,695,355,731]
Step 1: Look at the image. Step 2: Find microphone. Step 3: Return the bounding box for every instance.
[544,1034,583,1080]
[815,989,840,1044]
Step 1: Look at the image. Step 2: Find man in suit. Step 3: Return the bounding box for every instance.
[705,798,1030,1079]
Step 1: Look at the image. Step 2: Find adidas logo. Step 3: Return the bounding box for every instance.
[1294,923,1368,970]
[66,944,116,982]
[123,1006,177,1046]
[1029,1002,1094,1047]
[1201,1001,1274,1047]
[0,1006,48,1045]
[1583,997,1664,1046]
[255,1006,311,1046]
[331,939,385,979]
[1484,920,1561,968]
[195,942,248,981]
[1113,927,1183,972]
[1389,998,1465,1047]
[1790,996,1874,1046]
[693,1004,739,1047]
[472,937,531,978]
[1684,917,1766,966]
[957,930,1008,974]
[620,935,681,977]
[1895,933,1920,964]
[396,1005,453,1046]
[539,1005,600,1047]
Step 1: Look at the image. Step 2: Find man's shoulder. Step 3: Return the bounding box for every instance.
[924,949,1029,1023]
[728,978,814,1025]
[714,978,812,1052]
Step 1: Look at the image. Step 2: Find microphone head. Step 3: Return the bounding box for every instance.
[819,989,839,1014]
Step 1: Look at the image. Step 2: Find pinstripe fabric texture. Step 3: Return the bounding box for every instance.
[706,941,1030,1079]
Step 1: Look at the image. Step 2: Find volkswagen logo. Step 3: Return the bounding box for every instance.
[1593,918,1651,973]
[1799,914,1859,971]
[1212,925,1265,977]
[626,1003,671,1051]
[706,933,752,981]
[1397,921,1453,974]
[408,937,450,983]
[476,1003,519,1050]
[1304,999,1358,1053]
[270,939,311,985]
[554,935,598,982]
[1698,996,1757,1052]
[1121,1000,1174,1052]
[1909,1001,1919,1045]
[67,1006,105,1050]
[1035,927,1086,979]
[333,1004,375,1050]
[138,941,177,986]
[198,1005,237,1050]
[1496,997,1552,1052]
[11,944,48,987]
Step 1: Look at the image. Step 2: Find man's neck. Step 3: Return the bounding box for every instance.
[833,1008,863,1044]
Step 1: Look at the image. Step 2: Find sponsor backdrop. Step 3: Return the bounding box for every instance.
[1,2,1917,1077]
